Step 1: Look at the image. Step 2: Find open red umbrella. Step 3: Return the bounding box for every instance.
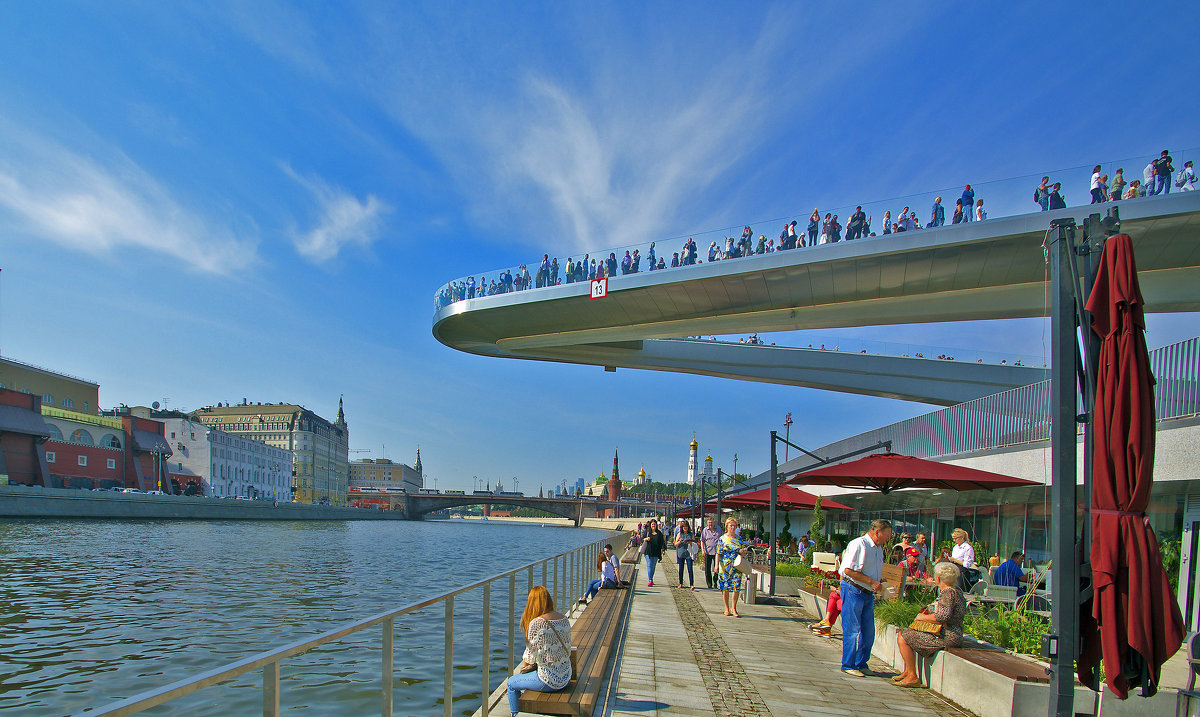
[784,452,1037,493]
[722,485,852,511]
[1077,234,1184,699]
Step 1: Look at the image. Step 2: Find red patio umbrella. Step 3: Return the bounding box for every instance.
[722,485,852,511]
[784,452,1037,493]
[1077,234,1183,699]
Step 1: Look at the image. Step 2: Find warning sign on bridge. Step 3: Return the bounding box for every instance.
[589,277,608,300]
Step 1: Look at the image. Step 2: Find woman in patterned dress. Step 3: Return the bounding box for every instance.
[507,586,572,715]
[893,562,967,689]
[716,516,750,617]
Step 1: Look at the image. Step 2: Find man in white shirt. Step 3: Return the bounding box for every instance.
[838,519,892,677]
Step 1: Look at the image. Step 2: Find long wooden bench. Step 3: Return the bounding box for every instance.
[518,562,635,717]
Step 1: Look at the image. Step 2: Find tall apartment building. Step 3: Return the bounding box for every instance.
[159,417,293,500]
[192,398,349,505]
[349,449,424,492]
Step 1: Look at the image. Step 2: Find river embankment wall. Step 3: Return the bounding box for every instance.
[0,485,404,521]
[456,515,634,530]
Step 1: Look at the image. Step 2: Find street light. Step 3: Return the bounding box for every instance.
[783,413,793,462]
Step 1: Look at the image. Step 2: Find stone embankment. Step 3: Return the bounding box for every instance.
[0,484,404,521]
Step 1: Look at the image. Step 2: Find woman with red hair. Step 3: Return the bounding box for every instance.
[507,586,572,716]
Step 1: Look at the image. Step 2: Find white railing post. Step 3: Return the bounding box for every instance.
[481,583,490,717]
[444,596,454,717]
[263,661,279,717]
[382,617,393,717]
[508,573,516,675]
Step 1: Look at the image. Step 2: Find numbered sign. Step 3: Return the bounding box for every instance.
[590,277,608,300]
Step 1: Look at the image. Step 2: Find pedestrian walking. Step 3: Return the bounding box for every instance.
[1090,165,1106,204]
[716,517,751,617]
[1110,168,1126,201]
[838,518,892,677]
[1035,176,1051,211]
[1178,160,1196,192]
[674,518,696,589]
[642,519,666,587]
[699,516,720,588]
[1151,149,1174,196]
[930,196,945,227]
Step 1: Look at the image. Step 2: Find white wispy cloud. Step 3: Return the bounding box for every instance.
[282,164,389,262]
[0,118,257,273]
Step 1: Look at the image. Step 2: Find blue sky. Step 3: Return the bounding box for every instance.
[1,2,1197,493]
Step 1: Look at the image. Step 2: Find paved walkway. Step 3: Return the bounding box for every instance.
[606,562,968,717]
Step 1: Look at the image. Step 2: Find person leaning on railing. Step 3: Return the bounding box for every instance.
[892,561,967,689]
[508,586,572,716]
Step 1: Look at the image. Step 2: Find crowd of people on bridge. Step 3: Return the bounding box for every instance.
[435,148,1195,311]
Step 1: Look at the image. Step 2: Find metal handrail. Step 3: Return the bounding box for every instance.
[78,531,630,717]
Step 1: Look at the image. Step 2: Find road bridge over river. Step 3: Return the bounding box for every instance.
[434,192,1200,404]
[355,492,674,526]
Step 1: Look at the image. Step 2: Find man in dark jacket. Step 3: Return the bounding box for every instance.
[847,206,866,240]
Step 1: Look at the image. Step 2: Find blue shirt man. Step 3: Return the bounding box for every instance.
[930,197,945,227]
[993,551,1030,595]
[961,185,975,221]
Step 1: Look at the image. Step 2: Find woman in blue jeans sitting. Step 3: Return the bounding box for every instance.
[580,551,618,603]
[507,586,571,716]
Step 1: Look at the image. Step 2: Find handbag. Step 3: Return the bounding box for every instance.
[733,554,752,575]
[908,617,943,635]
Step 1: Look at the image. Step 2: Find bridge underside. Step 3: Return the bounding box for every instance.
[358,495,665,526]
[434,193,1200,403]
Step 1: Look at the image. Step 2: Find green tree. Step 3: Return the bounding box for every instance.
[811,496,826,552]
[778,511,793,547]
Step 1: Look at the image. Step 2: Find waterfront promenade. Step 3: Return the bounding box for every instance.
[602,567,964,717]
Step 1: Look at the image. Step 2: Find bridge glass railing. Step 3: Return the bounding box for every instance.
[794,336,1199,465]
[80,532,631,717]
[683,334,1048,368]
[434,146,1198,313]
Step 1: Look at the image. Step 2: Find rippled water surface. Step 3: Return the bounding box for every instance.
[0,518,614,716]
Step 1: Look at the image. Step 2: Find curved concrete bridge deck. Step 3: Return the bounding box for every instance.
[434,193,1200,404]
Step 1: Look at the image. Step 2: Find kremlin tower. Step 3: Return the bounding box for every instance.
[687,435,698,485]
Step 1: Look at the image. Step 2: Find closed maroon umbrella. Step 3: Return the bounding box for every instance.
[1077,234,1184,698]
[784,452,1036,493]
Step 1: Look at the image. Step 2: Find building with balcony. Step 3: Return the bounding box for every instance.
[192,398,349,505]
[158,417,293,500]
[348,449,423,493]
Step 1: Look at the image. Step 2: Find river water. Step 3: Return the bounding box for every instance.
[0,518,614,716]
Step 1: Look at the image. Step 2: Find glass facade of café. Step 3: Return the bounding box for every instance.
[831,481,1188,566]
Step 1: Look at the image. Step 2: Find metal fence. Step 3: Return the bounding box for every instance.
[809,336,1200,463]
[79,533,629,717]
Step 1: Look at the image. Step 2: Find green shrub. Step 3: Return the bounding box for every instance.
[1161,537,1181,595]
[963,606,1048,656]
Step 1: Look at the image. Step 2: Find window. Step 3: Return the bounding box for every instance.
[170,432,176,439]
[42,393,53,404]
[63,398,75,408]
[45,451,56,463]
[78,455,88,467]
[101,434,121,449]
[107,458,116,469]
[69,429,94,446]
[47,424,63,441]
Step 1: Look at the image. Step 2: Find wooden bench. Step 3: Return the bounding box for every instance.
[518,562,635,717]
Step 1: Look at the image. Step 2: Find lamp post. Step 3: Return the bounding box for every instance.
[783,413,792,463]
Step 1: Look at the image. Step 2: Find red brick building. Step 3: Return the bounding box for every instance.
[0,389,52,486]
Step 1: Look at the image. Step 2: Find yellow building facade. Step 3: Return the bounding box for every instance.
[192,398,349,505]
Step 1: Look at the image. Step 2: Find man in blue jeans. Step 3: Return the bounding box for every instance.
[838,519,891,677]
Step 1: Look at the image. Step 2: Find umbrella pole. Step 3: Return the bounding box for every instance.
[1047,218,1081,717]
[769,431,778,597]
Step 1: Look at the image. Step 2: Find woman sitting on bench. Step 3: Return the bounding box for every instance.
[892,562,967,689]
[508,586,572,716]
[807,586,841,637]
[581,550,619,603]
